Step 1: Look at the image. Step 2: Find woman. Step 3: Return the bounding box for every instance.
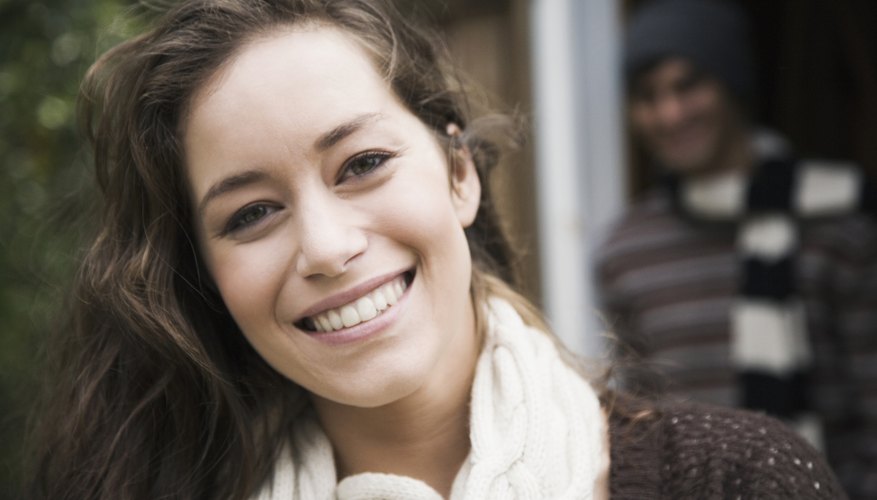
[28,0,843,498]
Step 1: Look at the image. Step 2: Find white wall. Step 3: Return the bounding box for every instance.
[530,0,626,356]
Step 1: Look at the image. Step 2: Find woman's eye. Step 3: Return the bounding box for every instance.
[338,151,394,183]
[223,203,276,235]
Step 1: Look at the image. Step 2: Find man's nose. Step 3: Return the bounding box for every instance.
[653,92,686,127]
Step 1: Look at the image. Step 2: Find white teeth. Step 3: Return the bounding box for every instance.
[307,275,409,333]
[317,315,332,332]
[356,296,378,321]
[328,310,343,330]
[373,289,388,310]
[340,305,359,328]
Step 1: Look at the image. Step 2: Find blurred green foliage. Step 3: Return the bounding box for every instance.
[0,0,142,497]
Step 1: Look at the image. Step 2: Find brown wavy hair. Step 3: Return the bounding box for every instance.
[27,0,529,498]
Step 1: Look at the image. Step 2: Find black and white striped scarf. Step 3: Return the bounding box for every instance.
[666,132,877,449]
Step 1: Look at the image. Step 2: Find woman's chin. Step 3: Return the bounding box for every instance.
[310,366,427,410]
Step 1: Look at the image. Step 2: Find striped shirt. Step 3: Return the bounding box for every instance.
[595,188,877,497]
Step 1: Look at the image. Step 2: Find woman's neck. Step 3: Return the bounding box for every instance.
[311,329,479,498]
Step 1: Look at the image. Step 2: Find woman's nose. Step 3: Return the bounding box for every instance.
[295,198,368,279]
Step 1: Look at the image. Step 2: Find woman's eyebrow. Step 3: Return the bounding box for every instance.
[314,112,384,152]
[198,113,385,216]
[199,169,268,216]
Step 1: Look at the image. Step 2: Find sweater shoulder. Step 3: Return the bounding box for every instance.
[805,213,877,260]
[606,396,847,499]
[657,402,845,499]
[601,190,674,242]
[594,190,680,271]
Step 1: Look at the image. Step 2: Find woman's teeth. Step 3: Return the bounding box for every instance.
[308,275,408,332]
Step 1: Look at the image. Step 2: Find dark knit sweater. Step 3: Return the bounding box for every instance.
[607,396,846,499]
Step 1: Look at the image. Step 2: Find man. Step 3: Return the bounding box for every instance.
[595,0,877,497]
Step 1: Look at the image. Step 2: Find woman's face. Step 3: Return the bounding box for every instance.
[184,27,481,408]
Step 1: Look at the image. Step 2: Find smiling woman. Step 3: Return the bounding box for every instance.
[186,26,482,413]
[26,1,844,499]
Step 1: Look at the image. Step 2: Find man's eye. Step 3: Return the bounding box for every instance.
[676,72,706,94]
[338,151,394,183]
[223,204,275,235]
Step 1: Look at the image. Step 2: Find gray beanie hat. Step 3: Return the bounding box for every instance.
[624,0,755,100]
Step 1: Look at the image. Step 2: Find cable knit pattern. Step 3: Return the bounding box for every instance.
[251,297,606,500]
[253,415,337,499]
[457,298,604,498]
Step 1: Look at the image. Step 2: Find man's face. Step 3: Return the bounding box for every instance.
[629,58,742,175]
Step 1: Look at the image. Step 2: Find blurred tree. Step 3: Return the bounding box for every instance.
[0,0,141,497]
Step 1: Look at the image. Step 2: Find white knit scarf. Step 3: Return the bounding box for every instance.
[252,297,606,500]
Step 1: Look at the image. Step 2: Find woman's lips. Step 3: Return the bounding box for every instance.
[296,271,413,333]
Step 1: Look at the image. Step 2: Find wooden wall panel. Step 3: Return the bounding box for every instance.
[400,0,542,303]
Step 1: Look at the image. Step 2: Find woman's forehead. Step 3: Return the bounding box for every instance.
[181,25,428,204]
[184,27,395,144]
[191,25,376,106]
